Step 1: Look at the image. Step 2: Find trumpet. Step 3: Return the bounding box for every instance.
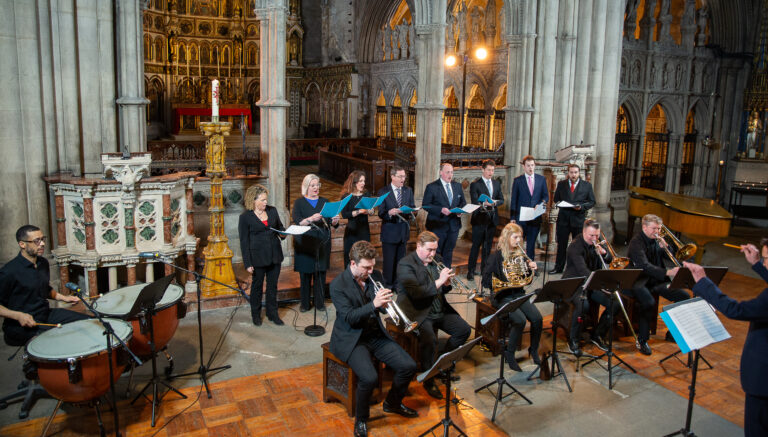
[432,260,477,300]
[596,231,630,270]
[656,224,697,267]
[371,280,417,333]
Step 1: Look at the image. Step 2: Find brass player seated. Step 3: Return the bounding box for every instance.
[481,222,542,371]
[329,241,418,437]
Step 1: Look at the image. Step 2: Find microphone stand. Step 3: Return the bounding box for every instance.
[148,257,248,398]
[305,219,329,336]
[73,290,143,437]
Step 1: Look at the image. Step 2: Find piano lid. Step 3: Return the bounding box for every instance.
[628,186,733,220]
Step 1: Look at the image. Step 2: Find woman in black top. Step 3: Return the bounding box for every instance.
[482,222,542,371]
[340,170,373,267]
[292,174,339,311]
[239,184,286,326]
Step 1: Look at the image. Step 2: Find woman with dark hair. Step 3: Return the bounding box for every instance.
[292,174,339,312]
[238,184,286,326]
[340,170,373,267]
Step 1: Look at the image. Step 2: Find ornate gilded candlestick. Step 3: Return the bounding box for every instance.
[200,121,238,297]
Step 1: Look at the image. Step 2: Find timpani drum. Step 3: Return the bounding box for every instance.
[94,283,186,357]
[26,319,132,403]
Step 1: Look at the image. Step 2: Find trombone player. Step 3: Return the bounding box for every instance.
[397,231,471,399]
[329,241,418,437]
[626,214,691,355]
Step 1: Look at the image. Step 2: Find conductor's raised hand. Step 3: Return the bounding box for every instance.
[741,244,761,265]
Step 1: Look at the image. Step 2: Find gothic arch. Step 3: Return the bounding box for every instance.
[402,77,418,105]
[618,93,643,135]
[647,96,684,134]
[687,97,710,133]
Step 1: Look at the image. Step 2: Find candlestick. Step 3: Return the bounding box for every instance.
[212,79,220,121]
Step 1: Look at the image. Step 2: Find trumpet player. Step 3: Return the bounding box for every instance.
[397,231,471,400]
[329,241,418,437]
[626,214,691,355]
[562,219,617,357]
[481,223,543,372]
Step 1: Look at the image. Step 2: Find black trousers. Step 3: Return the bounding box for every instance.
[497,292,543,354]
[250,263,281,321]
[745,393,768,437]
[417,314,471,375]
[554,223,582,270]
[432,228,459,267]
[568,288,618,342]
[299,271,327,310]
[347,335,417,421]
[467,224,495,274]
[624,283,689,341]
[3,308,90,347]
[381,241,406,288]
[518,221,540,260]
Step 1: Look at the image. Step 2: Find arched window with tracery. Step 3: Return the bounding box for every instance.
[613,105,631,190]
[465,86,486,149]
[681,110,697,188]
[391,92,404,140]
[490,85,506,150]
[407,91,417,140]
[641,104,669,190]
[442,88,460,145]
[375,91,387,138]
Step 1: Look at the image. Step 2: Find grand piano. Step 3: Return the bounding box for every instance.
[627,186,733,263]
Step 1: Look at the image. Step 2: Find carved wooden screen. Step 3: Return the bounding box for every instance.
[641,105,668,191]
[465,109,486,148]
[491,110,505,150]
[681,111,696,187]
[442,108,461,145]
[391,107,404,140]
[407,107,417,140]
[375,106,387,138]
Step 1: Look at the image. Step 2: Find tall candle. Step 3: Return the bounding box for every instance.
[212,79,220,119]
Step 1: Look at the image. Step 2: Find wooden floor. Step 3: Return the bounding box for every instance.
[0,364,507,437]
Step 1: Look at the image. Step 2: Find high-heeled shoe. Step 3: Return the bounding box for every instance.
[529,347,541,365]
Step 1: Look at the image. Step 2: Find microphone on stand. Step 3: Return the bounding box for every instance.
[139,252,160,259]
[65,282,82,295]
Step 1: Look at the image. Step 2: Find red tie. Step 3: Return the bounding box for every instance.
[570,182,575,193]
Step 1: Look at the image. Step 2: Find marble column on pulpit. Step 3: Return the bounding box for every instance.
[592,0,624,241]
[254,0,291,264]
[115,0,149,154]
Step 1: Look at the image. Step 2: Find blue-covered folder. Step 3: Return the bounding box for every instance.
[478,194,496,204]
[354,192,390,210]
[321,194,353,218]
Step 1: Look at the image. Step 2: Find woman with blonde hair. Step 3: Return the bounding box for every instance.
[481,222,542,371]
[238,184,286,325]
[339,170,373,267]
[292,174,339,312]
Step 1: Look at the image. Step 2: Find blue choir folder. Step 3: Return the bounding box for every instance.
[354,192,390,210]
[320,194,352,218]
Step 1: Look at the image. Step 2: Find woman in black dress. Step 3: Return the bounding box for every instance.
[292,174,339,311]
[340,170,373,267]
[238,184,286,326]
[481,222,542,371]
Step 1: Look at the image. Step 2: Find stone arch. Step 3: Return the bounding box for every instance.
[618,93,643,135]
[687,97,710,134]
[153,36,164,62]
[647,96,684,134]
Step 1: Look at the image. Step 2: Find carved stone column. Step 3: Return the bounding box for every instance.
[115,0,149,154]
[531,0,559,158]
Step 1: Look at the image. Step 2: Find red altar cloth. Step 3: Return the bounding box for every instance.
[173,107,252,134]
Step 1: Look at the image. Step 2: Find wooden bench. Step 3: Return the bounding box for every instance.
[473,296,525,356]
[321,342,383,417]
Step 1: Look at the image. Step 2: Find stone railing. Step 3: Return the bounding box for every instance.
[147,140,261,177]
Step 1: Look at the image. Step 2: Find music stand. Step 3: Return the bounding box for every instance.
[531,277,585,392]
[417,337,482,437]
[473,293,534,422]
[659,267,728,370]
[580,269,642,390]
[127,275,187,427]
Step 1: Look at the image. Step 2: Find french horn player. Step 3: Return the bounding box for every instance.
[481,223,543,372]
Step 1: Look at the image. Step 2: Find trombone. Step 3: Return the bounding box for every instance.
[372,280,417,333]
[596,231,630,270]
[657,224,697,267]
[594,242,641,348]
[432,260,478,300]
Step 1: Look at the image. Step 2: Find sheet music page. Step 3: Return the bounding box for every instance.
[661,298,730,353]
[556,200,576,208]
[273,225,311,235]
[519,204,546,221]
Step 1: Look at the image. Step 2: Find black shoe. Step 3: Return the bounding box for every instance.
[549,267,563,274]
[449,375,460,382]
[567,339,583,357]
[590,335,608,352]
[316,305,326,312]
[252,318,262,326]
[353,419,368,437]
[423,381,443,399]
[665,331,675,342]
[529,348,541,365]
[503,349,522,372]
[299,306,311,313]
[637,340,652,356]
[271,317,284,326]
[466,272,474,281]
[383,401,418,418]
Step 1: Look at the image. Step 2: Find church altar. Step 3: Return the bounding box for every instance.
[173,104,252,134]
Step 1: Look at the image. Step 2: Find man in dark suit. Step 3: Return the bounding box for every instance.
[551,164,595,274]
[684,244,768,437]
[626,214,690,355]
[422,163,466,267]
[329,241,418,437]
[467,159,504,281]
[377,166,415,288]
[509,155,549,260]
[397,231,471,399]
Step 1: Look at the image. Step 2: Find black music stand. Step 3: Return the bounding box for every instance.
[530,277,586,392]
[128,275,187,427]
[473,294,534,422]
[659,267,727,370]
[580,269,642,390]
[417,337,482,437]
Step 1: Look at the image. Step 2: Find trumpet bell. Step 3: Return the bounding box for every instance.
[403,321,418,333]
[676,244,697,261]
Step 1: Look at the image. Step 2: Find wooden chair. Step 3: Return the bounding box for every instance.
[321,342,383,417]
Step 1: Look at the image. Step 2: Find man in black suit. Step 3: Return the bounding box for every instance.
[551,164,595,274]
[329,241,418,437]
[422,163,466,267]
[685,244,768,437]
[626,214,690,355]
[377,166,415,288]
[397,231,471,399]
[467,159,504,281]
[561,219,616,356]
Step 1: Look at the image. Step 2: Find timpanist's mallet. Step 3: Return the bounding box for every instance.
[723,243,742,249]
[35,322,62,328]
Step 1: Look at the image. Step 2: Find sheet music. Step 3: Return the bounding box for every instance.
[660,297,730,354]
[450,204,481,214]
[519,203,546,221]
[272,225,311,235]
[556,201,576,208]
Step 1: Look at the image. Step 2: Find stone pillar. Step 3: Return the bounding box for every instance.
[115,0,149,154]
[255,0,291,264]
[108,267,118,291]
[552,0,576,153]
[531,0,559,158]
[570,0,593,144]
[584,0,607,145]
[667,133,683,193]
[414,21,447,200]
[86,266,98,297]
[146,262,155,282]
[592,0,623,240]
[59,264,70,295]
[126,263,137,285]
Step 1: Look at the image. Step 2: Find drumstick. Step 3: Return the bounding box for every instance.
[723,243,743,249]
[36,323,62,328]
